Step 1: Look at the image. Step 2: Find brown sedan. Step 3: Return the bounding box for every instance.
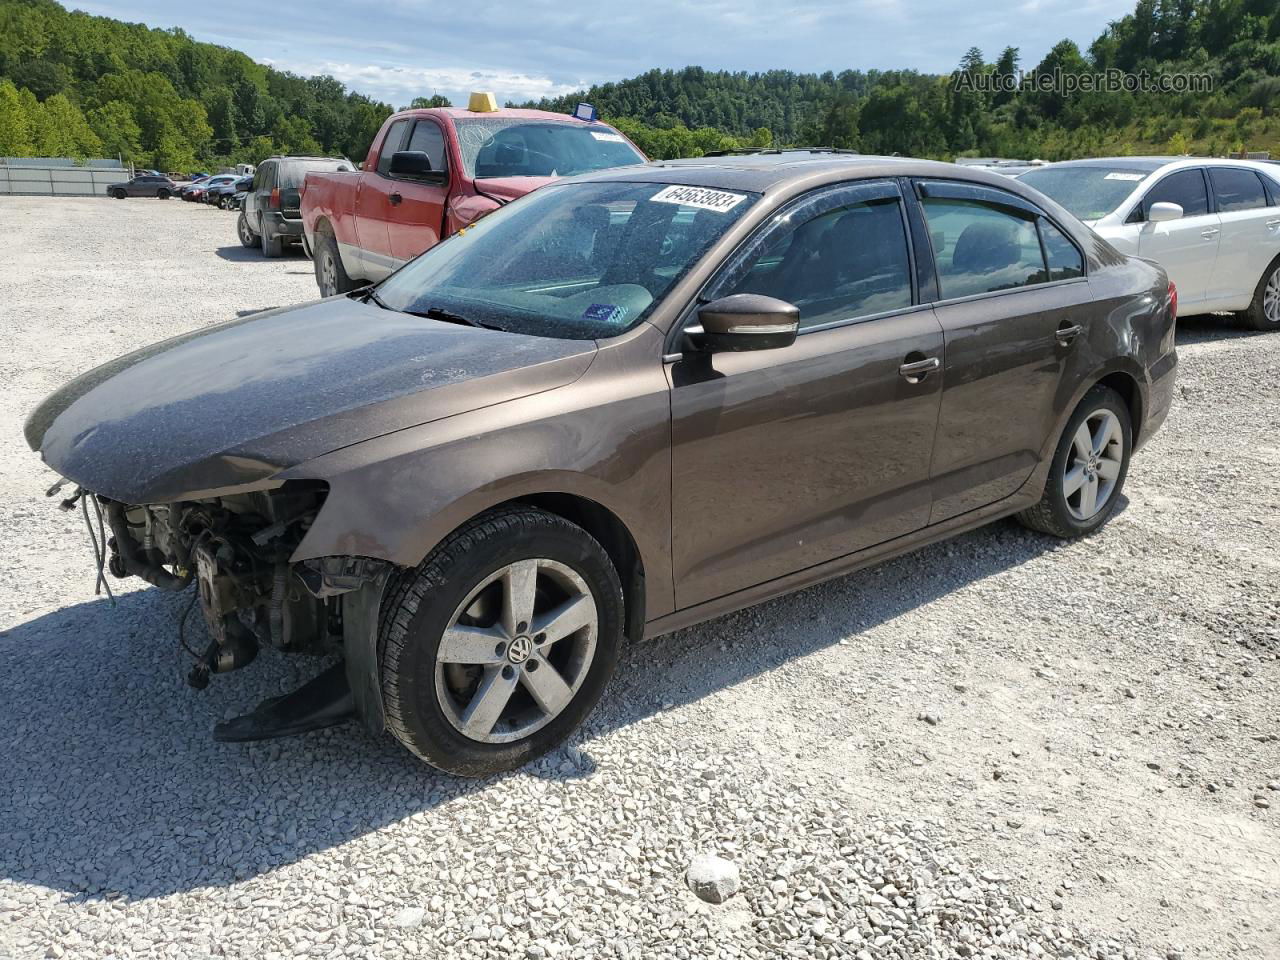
[26,154,1177,775]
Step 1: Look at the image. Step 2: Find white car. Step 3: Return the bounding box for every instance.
[1019,157,1280,330]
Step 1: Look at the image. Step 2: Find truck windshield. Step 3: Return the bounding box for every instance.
[374,180,758,340]
[455,119,645,179]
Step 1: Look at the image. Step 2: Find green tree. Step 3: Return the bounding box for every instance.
[88,99,141,160]
[0,77,35,154]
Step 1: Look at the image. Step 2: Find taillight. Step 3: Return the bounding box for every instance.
[269,187,280,209]
[1167,280,1178,320]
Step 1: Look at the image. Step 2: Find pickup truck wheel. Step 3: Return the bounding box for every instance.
[260,217,283,258]
[1017,385,1131,539]
[237,211,258,248]
[378,506,624,777]
[315,230,355,296]
[1243,257,1280,332]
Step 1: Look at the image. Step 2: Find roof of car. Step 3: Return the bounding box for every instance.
[572,153,1010,193]
[1031,157,1175,173]
[407,107,614,125]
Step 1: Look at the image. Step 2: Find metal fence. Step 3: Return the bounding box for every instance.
[0,158,129,196]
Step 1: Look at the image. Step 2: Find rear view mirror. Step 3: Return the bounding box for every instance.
[389,151,445,183]
[1147,201,1184,223]
[691,294,799,352]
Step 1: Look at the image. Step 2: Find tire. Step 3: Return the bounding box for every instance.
[1017,384,1132,539]
[1242,256,1280,332]
[314,229,356,296]
[237,211,258,248]
[112,188,126,200]
[260,217,283,258]
[379,506,624,777]
[157,188,170,200]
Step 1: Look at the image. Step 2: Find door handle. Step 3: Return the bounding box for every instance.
[389,192,403,206]
[1055,322,1083,345]
[1200,227,1219,239]
[898,356,940,382]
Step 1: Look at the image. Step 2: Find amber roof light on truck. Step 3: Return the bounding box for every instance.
[467,91,499,112]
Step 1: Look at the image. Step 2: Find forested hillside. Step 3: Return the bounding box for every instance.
[0,0,396,168]
[0,0,1277,169]
[535,0,1280,161]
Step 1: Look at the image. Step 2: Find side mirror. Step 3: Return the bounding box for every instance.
[690,294,799,352]
[389,150,446,183]
[1147,201,1184,223]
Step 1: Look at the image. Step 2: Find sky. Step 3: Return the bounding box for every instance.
[72,0,1140,109]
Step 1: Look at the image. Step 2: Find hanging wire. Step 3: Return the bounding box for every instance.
[80,491,115,606]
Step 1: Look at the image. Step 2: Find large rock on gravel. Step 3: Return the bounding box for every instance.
[686,853,740,904]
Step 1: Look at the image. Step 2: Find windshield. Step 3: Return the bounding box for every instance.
[1018,166,1152,221]
[454,119,645,179]
[374,180,758,339]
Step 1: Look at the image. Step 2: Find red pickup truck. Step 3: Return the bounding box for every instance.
[301,101,647,296]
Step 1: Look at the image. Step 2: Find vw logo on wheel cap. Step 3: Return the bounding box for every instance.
[507,636,533,665]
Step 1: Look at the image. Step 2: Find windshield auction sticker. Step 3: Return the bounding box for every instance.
[1103,172,1146,181]
[651,185,747,212]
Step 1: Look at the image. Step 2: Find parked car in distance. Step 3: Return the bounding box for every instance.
[27,155,1177,776]
[301,97,646,296]
[1019,157,1280,330]
[237,156,353,257]
[209,175,252,209]
[106,174,177,199]
[180,173,239,202]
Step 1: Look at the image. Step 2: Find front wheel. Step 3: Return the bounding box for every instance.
[1243,257,1280,332]
[237,211,257,248]
[1017,384,1132,539]
[379,507,624,776]
[112,188,126,200]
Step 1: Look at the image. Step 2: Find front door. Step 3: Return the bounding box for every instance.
[1133,167,1219,307]
[912,180,1094,523]
[353,117,410,280]
[669,181,944,608]
[387,118,451,263]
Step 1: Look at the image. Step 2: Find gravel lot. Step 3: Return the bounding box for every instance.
[1,196,1278,960]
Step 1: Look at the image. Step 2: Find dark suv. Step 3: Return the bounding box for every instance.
[106,174,177,199]
[237,156,352,257]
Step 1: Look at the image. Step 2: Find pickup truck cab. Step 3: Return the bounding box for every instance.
[301,98,646,295]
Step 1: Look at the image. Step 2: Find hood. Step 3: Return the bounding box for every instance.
[27,297,596,504]
[470,175,560,202]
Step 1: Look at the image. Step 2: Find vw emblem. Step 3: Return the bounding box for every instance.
[507,636,533,665]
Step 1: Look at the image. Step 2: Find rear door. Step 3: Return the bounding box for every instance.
[1205,166,1280,309]
[912,179,1094,523]
[387,117,451,262]
[669,180,944,607]
[1132,167,1219,306]
[353,118,410,279]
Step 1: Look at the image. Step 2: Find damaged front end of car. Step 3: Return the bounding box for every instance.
[75,479,394,741]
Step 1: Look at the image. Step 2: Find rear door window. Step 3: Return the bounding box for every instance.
[1210,168,1267,212]
[1141,169,1209,218]
[1038,218,1084,280]
[921,197,1046,298]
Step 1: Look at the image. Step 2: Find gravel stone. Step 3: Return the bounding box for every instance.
[686,853,740,904]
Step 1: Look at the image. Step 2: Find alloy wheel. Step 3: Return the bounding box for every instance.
[238,216,252,246]
[434,558,598,744]
[1062,408,1123,521]
[1264,266,1280,325]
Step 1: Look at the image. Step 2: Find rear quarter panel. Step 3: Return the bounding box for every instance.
[301,171,361,250]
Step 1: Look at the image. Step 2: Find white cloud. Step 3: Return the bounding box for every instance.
[265,60,586,107]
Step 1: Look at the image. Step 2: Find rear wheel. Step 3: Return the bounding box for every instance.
[1017,385,1132,539]
[379,507,624,776]
[260,216,283,257]
[237,211,258,248]
[1242,257,1280,332]
[314,229,355,296]
[157,188,170,200]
